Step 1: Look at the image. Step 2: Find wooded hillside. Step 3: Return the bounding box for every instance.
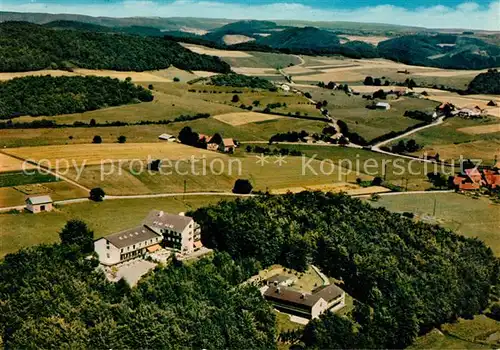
[192,192,499,348]
[0,21,231,73]
[0,75,153,118]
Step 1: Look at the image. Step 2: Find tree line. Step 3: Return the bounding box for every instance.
[191,192,499,349]
[0,75,153,119]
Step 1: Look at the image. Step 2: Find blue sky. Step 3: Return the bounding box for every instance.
[2,0,499,30]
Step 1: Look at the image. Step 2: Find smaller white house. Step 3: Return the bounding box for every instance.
[26,195,53,213]
[94,226,162,266]
[159,133,177,142]
[375,102,391,110]
[281,84,291,92]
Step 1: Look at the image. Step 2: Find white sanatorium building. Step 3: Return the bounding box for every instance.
[94,210,201,266]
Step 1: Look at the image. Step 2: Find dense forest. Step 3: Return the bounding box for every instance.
[208,73,275,89]
[467,69,500,94]
[0,75,153,119]
[0,21,231,73]
[192,192,499,349]
[0,234,275,348]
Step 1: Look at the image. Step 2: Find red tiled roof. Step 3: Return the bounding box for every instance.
[459,183,480,190]
[453,176,465,186]
[223,138,235,147]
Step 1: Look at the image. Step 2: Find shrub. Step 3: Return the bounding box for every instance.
[92,135,102,144]
[117,135,127,143]
[89,187,105,202]
[232,179,253,194]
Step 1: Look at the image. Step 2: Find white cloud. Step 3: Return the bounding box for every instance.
[2,0,500,30]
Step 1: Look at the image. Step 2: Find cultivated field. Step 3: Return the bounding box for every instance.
[0,153,35,172]
[277,145,457,191]
[398,117,500,163]
[3,143,220,168]
[223,34,255,45]
[57,153,373,196]
[341,35,390,45]
[371,192,500,256]
[181,43,253,57]
[0,181,88,208]
[0,67,212,83]
[270,182,390,195]
[458,123,500,134]
[213,111,283,125]
[284,57,486,90]
[0,195,227,257]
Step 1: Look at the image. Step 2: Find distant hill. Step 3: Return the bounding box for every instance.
[43,20,165,37]
[258,26,340,50]
[0,21,231,73]
[0,11,228,30]
[378,34,500,69]
[467,69,500,94]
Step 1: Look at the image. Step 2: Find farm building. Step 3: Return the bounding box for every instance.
[452,167,500,191]
[25,195,53,213]
[452,107,483,118]
[375,102,391,110]
[263,283,345,319]
[220,138,236,153]
[158,133,177,142]
[94,210,202,265]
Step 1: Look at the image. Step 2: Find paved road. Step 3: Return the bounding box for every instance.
[0,192,255,212]
[0,190,456,213]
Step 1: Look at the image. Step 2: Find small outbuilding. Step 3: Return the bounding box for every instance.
[375,102,391,110]
[158,133,177,142]
[26,195,53,213]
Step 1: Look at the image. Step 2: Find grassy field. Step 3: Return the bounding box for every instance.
[275,145,456,191]
[187,88,323,119]
[0,117,327,147]
[302,86,439,141]
[370,192,500,256]
[61,154,373,195]
[411,316,500,349]
[392,117,500,164]
[223,51,301,69]
[213,111,284,126]
[0,195,228,257]
[0,181,88,208]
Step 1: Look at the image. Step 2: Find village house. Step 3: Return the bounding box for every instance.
[94,210,202,265]
[25,195,53,213]
[205,135,237,153]
[281,84,291,92]
[375,102,391,110]
[452,167,500,191]
[263,283,345,320]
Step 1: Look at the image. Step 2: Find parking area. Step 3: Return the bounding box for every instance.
[104,259,157,286]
